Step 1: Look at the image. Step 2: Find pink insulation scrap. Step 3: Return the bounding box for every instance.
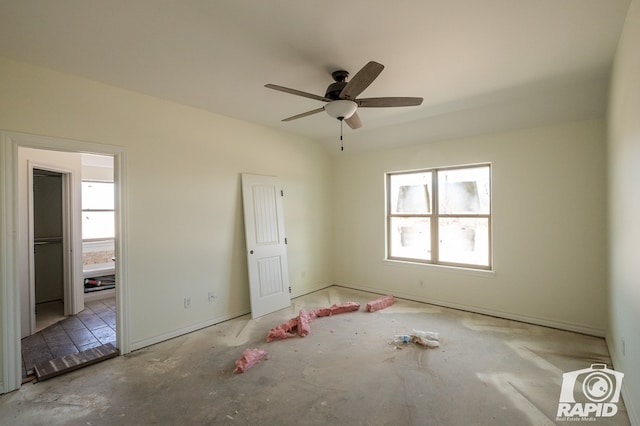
[266,302,361,341]
[266,317,299,342]
[233,348,267,374]
[366,295,395,312]
[266,310,314,342]
[297,310,313,337]
[312,301,361,317]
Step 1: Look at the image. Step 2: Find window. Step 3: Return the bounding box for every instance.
[387,164,491,269]
[82,181,114,240]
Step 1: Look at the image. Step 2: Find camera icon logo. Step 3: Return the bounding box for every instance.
[557,363,624,419]
[582,369,614,402]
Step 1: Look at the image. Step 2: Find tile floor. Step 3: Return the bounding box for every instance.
[21,297,116,379]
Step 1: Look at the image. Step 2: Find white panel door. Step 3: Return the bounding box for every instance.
[241,174,291,318]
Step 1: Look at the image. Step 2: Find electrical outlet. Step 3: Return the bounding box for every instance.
[184,297,191,309]
[208,291,217,302]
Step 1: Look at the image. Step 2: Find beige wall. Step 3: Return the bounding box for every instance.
[333,119,608,335]
[0,56,333,353]
[608,0,640,423]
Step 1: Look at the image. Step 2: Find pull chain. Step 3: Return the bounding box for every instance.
[340,119,344,151]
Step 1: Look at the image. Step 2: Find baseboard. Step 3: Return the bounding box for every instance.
[130,309,251,352]
[333,281,606,337]
[290,283,333,300]
[130,283,332,352]
[606,337,640,426]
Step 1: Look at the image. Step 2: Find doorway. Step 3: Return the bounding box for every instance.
[32,168,67,332]
[22,152,118,380]
[22,152,83,339]
[0,130,129,393]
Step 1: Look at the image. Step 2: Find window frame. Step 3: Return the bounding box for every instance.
[386,163,492,270]
[81,180,115,242]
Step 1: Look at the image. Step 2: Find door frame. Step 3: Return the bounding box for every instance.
[0,131,130,394]
[28,163,81,334]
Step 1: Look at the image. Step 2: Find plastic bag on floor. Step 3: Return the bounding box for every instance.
[412,329,440,341]
[391,330,441,349]
[413,336,440,348]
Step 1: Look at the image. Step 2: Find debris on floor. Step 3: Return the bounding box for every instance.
[35,343,119,381]
[391,329,440,349]
[233,348,267,373]
[297,309,313,337]
[312,301,361,317]
[414,336,440,348]
[412,329,440,341]
[266,302,361,341]
[266,317,299,341]
[366,295,395,312]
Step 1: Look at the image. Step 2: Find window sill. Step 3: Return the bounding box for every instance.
[83,238,115,245]
[383,258,495,278]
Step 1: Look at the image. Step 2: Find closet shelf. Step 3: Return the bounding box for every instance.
[34,237,63,245]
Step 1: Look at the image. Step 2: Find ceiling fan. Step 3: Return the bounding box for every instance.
[265,61,423,131]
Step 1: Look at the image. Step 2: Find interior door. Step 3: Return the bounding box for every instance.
[241,174,291,318]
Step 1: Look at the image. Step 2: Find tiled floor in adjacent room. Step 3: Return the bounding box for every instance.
[21,297,116,379]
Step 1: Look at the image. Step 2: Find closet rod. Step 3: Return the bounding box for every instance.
[34,238,63,245]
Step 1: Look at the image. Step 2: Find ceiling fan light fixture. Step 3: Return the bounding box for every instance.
[324,100,357,120]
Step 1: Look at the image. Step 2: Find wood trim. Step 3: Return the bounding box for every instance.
[0,130,129,394]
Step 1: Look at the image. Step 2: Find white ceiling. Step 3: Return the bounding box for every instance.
[0,0,631,153]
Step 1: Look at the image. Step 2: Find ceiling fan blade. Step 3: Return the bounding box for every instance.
[265,84,330,102]
[339,61,385,100]
[357,97,424,107]
[282,107,325,122]
[345,112,362,129]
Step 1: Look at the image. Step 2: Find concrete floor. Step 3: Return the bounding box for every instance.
[0,286,630,425]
